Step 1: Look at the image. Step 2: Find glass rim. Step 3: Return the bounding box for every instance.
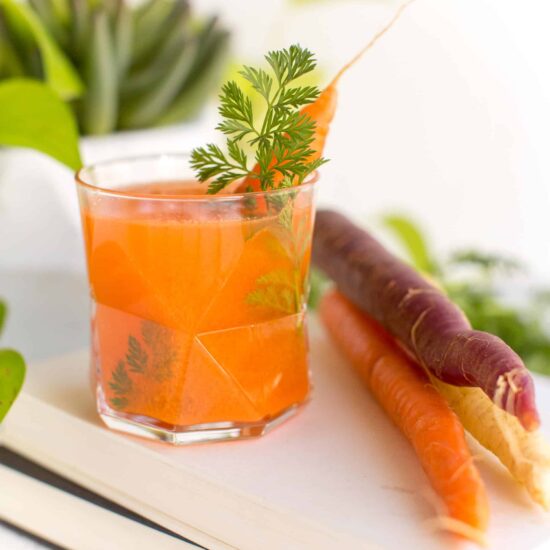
[75,152,319,201]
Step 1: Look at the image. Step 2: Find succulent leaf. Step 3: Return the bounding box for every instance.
[0,0,83,98]
[0,16,26,76]
[122,30,185,97]
[119,36,198,129]
[131,0,180,67]
[29,0,69,48]
[0,0,228,134]
[112,0,132,79]
[68,0,89,63]
[158,27,229,125]
[82,9,117,135]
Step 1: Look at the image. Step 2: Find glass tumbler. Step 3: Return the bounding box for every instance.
[76,154,317,444]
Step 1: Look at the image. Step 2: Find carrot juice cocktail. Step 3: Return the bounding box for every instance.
[76,155,316,443]
[76,45,327,443]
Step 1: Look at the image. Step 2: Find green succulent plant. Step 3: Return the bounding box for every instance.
[0,0,230,135]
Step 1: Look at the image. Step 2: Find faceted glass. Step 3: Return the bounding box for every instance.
[76,154,316,444]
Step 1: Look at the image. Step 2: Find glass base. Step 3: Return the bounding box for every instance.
[98,401,307,445]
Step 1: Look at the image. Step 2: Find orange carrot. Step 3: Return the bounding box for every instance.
[320,290,489,542]
[234,1,415,194]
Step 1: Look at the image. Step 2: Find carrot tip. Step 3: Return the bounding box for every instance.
[521,412,541,432]
[330,0,416,86]
[541,471,550,510]
[425,516,488,547]
[517,399,541,432]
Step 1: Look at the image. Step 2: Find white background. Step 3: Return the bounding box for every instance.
[2,0,550,276]
[200,0,550,277]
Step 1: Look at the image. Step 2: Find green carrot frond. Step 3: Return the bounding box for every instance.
[265,44,317,85]
[109,361,132,396]
[191,44,326,194]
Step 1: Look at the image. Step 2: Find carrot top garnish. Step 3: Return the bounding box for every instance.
[190,45,327,194]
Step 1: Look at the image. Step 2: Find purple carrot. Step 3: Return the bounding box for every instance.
[312,209,539,431]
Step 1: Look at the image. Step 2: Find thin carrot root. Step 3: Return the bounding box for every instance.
[300,0,417,155]
[425,517,488,547]
[320,290,489,538]
[431,377,550,509]
[235,0,416,194]
[329,0,417,88]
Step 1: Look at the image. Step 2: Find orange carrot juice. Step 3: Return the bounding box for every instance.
[77,156,316,443]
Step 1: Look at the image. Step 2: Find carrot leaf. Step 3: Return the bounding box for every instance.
[191,44,327,193]
[380,214,439,276]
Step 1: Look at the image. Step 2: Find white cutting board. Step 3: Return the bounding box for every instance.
[3,319,550,550]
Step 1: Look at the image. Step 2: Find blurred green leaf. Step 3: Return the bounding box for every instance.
[120,38,197,129]
[447,282,550,376]
[448,250,522,275]
[131,0,178,66]
[81,10,118,135]
[122,28,185,97]
[158,28,230,125]
[0,79,82,170]
[380,213,438,275]
[382,212,550,377]
[308,268,331,310]
[113,0,133,79]
[28,0,69,48]
[0,349,25,422]
[68,0,90,62]
[1,0,228,134]
[0,0,83,99]
[50,0,70,24]
[0,17,26,76]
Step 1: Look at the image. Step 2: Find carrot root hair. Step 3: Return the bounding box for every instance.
[425,517,488,547]
[329,0,417,88]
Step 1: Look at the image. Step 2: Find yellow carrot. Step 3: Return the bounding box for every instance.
[431,377,550,509]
